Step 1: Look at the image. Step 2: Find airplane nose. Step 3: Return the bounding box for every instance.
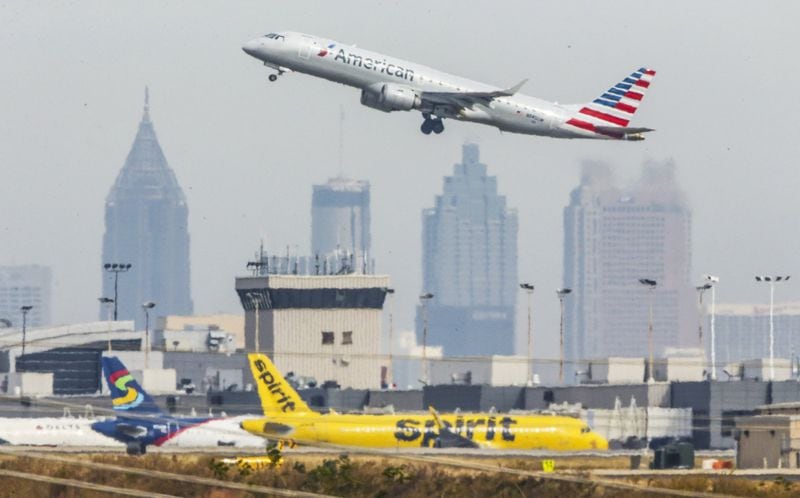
[242,39,261,57]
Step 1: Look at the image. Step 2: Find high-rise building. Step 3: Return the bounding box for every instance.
[709,303,800,377]
[311,177,371,272]
[563,160,694,382]
[418,143,518,356]
[0,265,52,327]
[101,89,193,328]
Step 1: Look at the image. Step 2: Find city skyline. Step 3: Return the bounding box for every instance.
[2,2,798,364]
[0,265,51,328]
[311,176,372,272]
[100,90,193,328]
[417,143,518,356]
[563,160,694,381]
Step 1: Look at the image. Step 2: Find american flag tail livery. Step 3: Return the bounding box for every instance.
[565,67,656,140]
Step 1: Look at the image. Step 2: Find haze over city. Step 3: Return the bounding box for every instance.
[2,0,799,363]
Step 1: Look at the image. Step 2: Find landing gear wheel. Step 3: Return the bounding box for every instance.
[420,120,433,135]
[432,119,444,134]
[268,74,278,82]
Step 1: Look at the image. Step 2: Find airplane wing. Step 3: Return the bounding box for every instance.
[115,423,148,438]
[421,79,527,109]
[428,406,480,449]
[260,422,295,437]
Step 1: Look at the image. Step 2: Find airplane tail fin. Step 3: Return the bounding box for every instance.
[101,356,163,414]
[565,68,656,137]
[248,353,313,415]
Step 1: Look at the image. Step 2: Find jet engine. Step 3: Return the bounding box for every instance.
[360,83,421,112]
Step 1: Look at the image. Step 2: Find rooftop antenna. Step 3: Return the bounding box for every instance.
[143,85,150,121]
[338,105,345,177]
[246,240,267,276]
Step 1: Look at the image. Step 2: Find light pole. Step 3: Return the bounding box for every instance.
[98,297,114,352]
[703,275,719,380]
[695,282,712,362]
[103,263,132,320]
[556,288,572,384]
[246,292,261,353]
[639,279,657,383]
[383,288,395,388]
[419,292,434,385]
[142,302,156,369]
[20,306,33,359]
[520,283,535,386]
[755,275,790,381]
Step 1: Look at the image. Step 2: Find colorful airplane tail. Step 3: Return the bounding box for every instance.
[566,67,656,139]
[248,353,312,415]
[101,356,163,414]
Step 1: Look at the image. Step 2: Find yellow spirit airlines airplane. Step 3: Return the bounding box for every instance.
[240,353,608,451]
[242,32,656,140]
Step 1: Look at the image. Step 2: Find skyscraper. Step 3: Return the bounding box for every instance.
[0,265,52,327]
[311,177,371,272]
[101,89,193,328]
[563,160,694,381]
[418,143,518,356]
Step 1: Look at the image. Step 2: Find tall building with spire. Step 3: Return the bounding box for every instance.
[417,143,518,356]
[311,177,372,273]
[101,89,193,327]
[563,160,694,382]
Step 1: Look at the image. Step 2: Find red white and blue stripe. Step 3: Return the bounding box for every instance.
[566,67,656,137]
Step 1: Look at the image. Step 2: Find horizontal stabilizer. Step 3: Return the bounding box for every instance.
[594,126,654,135]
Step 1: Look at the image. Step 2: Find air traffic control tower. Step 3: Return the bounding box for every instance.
[235,273,390,389]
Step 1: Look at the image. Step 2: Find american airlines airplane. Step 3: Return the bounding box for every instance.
[242,31,656,140]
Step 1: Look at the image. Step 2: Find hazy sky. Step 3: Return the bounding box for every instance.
[2,1,799,360]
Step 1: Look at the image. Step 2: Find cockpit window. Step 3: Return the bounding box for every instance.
[265,33,285,41]
[581,426,591,434]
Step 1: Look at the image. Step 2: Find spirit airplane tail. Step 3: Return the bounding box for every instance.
[566,67,656,140]
[102,356,163,414]
[248,353,312,415]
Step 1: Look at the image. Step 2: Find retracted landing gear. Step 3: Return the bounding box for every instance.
[420,114,445,135]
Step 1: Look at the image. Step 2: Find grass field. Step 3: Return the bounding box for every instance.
[0,451,798,497]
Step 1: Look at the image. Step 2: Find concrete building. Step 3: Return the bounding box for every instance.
[101,89,193,328]
[429,355,527,387]
[563,160,695,382]
[710,302,800,379]
[0,321,143,395]
[236,274,390,389]
[0,265,52,327]
[418,143,518,356]
[157,314,245,350]
[736,403,800,469]
[311,177,372,272]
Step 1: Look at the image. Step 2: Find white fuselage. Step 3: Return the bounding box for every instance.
[157,416,268,449]
[242,32,588,138]
[0,415,265,449]
[0,417,123,447]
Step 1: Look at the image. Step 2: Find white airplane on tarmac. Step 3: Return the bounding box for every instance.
[242,31,656,140]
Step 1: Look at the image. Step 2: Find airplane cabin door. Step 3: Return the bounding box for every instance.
[298,43,312,60]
